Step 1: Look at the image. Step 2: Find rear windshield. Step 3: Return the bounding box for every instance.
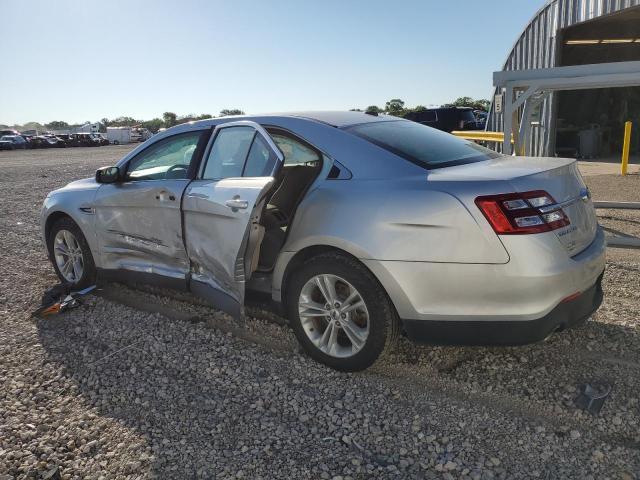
[345,120,500,169]
[460,110,476,122]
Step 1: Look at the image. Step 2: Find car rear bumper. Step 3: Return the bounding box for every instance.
[362,226,606,322]
[402,272,603,345]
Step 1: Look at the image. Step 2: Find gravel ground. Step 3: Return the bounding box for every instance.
[1,147,639,479]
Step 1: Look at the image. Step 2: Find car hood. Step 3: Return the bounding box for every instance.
[49,177,99,196]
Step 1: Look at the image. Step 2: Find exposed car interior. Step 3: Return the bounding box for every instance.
[256,128,323,271]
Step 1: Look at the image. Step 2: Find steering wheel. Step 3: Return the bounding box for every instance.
[166,164,188,179]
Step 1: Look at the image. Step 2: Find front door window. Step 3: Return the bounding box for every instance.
[127,131,202,181]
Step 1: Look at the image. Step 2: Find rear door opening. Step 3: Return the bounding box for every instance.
[254,128,324,272]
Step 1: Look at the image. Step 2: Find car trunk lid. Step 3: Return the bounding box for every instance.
[429,156,598,256]
[507,159,597,256]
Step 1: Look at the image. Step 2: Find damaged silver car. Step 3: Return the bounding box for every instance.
[42,112,605,371]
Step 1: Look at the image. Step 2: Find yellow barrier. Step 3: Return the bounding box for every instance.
[621,121,632,176]
[451,131,514,144]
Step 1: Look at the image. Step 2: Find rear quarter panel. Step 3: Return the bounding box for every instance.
[281,177,510,264]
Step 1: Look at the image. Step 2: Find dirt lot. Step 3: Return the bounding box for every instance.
[1,146,639,479]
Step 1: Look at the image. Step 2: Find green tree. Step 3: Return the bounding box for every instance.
[142,118,164,133]
[21,122,45,132]
[219,109,245,117]
[45,120,69,130]
[451,97,474,108]
[175,113,214,124]
[384,99,405,115]
[163,112,177,127]
[176,114,196,125]
[451,97,490,111]
[365,105,381,115]
[110,116,138,127]
[473,99,491,111]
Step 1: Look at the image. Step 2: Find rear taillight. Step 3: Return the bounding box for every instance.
[475,190,570,235]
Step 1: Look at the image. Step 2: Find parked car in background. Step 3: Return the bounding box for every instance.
[474,110,488,130]
[0,135,28,150]
[41,112,605,371]
[0,129,21,137]
[27,136,58,149]
[76,133,101,147]
[44,135,67,148]
[404,107,479,133]
[91,133,110,146]
[131,127,152,142]
[54,134,79,147]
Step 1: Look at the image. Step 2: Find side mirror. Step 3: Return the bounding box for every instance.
[96,166,120,184]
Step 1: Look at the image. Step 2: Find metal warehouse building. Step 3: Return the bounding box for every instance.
[487,0,640,157]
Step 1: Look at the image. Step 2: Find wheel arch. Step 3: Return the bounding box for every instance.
[44,210,95,262]
[275,244,403,322]
[44,211,75,256]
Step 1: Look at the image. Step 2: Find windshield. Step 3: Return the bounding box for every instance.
[0,136,12,141]
[345,120,500,169]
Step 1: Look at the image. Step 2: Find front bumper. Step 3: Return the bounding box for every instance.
[402,273,603,345]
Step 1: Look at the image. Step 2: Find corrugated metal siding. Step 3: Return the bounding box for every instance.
[487,0,640,155]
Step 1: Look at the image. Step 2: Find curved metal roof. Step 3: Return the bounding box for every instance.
[488,0,640,155]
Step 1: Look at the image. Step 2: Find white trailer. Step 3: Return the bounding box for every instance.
[106,127,132,145]
[76,123,101,133]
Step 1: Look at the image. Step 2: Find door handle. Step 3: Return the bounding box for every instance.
[155,191,176,202]
[225,196,249,211]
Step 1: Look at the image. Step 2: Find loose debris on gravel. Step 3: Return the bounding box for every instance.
[1,147,639,479]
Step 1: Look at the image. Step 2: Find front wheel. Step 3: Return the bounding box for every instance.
[48,217,97,288]
[286,252,399,371]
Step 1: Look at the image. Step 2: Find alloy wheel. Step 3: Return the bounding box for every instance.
[53,229,84,283]
[298,274,370,358]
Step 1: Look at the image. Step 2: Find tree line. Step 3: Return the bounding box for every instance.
[1,109,245,133]
[2,97,490,133]
[353,97,490,117]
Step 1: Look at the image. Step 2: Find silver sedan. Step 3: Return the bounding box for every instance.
[41,112,605,371]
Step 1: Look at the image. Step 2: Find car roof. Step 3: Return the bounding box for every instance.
[174,111,399,131]
[279,111,397,128]
[427,106,473,111]
[119,111,422,179]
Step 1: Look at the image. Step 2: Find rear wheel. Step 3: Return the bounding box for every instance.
[48,217,97,288]
[286,252,399,371]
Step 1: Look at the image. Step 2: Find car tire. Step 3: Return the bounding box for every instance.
[48,217,97,289]
[286,252,399,371]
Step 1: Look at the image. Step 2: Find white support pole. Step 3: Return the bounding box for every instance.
[518,92,547,157]
[503,86,513,154]
[517,100,531,156]
[606,236,640,249]
[594,201,640,209]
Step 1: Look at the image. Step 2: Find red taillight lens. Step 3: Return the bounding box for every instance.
[475,190,570,235]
